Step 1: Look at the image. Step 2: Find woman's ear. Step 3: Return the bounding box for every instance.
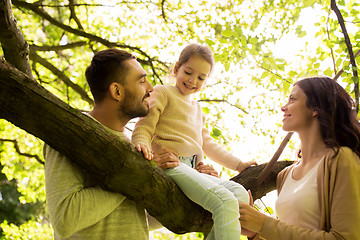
[109,82,124,102]
[313,109,318,117]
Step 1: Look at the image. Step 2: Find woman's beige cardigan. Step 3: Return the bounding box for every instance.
[253,147,360,240]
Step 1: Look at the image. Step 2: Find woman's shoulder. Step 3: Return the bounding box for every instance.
[329,146,359,160]
[325,146,360,170]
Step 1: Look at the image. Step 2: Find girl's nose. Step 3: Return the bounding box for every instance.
[188,75,195,83]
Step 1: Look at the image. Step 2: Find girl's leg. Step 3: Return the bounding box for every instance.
[201,173,250,204]
[165,163,240,240]
[200,173,249,239]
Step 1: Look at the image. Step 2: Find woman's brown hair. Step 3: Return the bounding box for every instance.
[295,76,360,157]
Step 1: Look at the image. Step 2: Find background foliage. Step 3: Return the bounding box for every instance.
[0,0,359,239]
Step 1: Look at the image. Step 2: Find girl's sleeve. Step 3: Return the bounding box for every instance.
[201,113,242,171]
[131,87,166,147]
[259,148,360,240]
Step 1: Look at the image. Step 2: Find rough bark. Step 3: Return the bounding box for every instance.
[0,58,293,234]
[0,0,33,77]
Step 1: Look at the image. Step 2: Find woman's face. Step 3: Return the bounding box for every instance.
[281,85,316,132]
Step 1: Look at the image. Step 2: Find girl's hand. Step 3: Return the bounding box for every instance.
[236,160,258,173]
[196,162,219,177]
[135,144,153,160]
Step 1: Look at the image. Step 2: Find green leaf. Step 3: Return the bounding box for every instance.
[303,0,316,7]
[298,31,307,38]
[352,76,359,84]
[225,62,231,71]
[222,29,234,37]
[205,39,215,46]
[240,36,247,46]
[211,127,222,137]
[249,37,258,44]
[288,70,297,77]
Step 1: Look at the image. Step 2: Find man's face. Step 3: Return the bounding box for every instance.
[119,59,153,119]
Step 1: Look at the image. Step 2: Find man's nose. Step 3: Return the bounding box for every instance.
[145,82,153,93]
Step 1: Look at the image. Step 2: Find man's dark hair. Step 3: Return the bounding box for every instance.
[85,48,136,103]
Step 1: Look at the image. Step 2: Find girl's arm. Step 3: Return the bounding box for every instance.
[131,86,166,158]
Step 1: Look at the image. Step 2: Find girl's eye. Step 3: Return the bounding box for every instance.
[198,77,205,81]
[185,71,191,75]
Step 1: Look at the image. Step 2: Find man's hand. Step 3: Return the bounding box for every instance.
[152,147,180,170]
[195,162,218,177]
[134,144,153,160]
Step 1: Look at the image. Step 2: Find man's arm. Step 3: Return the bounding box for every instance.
[44,145,125,238]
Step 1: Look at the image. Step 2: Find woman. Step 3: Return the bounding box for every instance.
[240,76,360,239]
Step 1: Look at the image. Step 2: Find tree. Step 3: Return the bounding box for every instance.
[0,0,359,238]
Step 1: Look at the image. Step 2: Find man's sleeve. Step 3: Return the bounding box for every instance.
[44,144,126,238]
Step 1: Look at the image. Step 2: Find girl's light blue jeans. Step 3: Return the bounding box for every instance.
[164,156,249,240]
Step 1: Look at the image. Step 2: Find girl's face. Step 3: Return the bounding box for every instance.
[281,85,317,132]
[174,56,212,96]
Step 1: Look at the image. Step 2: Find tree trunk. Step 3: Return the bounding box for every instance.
[0,58,293,234]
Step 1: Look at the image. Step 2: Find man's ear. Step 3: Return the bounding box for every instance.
[109,82,124,102]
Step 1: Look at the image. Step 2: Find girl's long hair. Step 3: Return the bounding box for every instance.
[295,76,360,157]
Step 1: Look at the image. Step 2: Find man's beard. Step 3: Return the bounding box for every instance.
[120,91,149,119]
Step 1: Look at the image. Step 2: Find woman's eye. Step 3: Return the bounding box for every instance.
[199,77,205,81]
[185,71,191,75]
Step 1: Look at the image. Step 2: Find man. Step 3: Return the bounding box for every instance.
[44,48,217,240]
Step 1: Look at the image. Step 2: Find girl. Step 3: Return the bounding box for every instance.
[239,77,360,240]
[132,43,253,239]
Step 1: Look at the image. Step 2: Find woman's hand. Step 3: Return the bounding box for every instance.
[152,147,180,170]
[239,191,268,233]
[195,162,218,177]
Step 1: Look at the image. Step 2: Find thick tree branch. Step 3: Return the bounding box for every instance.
[0,138,44,164]
[29,46,94,105]
[331,0,359,112]
[0,0,32,77]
